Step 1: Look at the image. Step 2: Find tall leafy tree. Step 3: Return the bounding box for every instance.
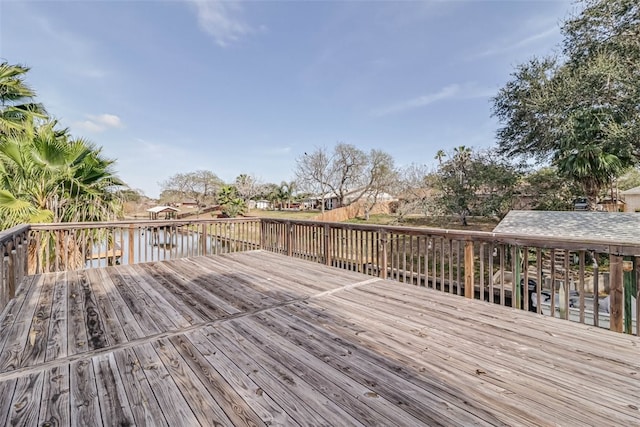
[492,0,639,209]
[159,170,224,209]
[520,167,581,211]
[434,148,520,225]
[217,185,246,217]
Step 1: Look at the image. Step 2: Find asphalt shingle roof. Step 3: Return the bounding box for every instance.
[493,210,640,244]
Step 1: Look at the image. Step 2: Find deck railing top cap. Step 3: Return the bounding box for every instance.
[0,224,31,245]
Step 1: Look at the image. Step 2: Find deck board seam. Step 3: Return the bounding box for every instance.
[0,275,383,381]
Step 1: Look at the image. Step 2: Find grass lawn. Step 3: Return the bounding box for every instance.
[345,214,498,232]
[245,209,320,220]
[248,210,498,232]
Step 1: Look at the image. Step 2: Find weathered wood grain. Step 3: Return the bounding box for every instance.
[133,341,200,425]
[93,352,135,426]
[0,274,45,373]
[7,370,44,426]
[86,268,132,345]
[202,324,356,427]
[111,346,168,426]
[151,337,234,425]
[18,271,56,368]
[38,365,70,427]
[185,329,294,426]
[66,271,90,356]
[100,265,163,337]
[0,378,17,426]
[168,333,266,426]
[228,315,428,426]
[45,272,68,362]
[115,264,195,329]
[70,358,102,427]
[0,251,638,426]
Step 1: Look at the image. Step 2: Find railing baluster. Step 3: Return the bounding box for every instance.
[479,243,485,302]
[489,242,496,304]
[550,249,556,317]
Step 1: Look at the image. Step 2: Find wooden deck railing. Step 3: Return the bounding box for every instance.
[0,224,30,312]
[1,217,638,335]
[27,218,260,275]
[260,218,640,336]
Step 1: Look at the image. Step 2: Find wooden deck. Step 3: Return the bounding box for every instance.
[0,250,638,426]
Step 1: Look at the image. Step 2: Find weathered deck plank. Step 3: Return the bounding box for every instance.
[0,274,45,373]
[185,328,295,426]
[38,365,70,427]
[0,250,638,426]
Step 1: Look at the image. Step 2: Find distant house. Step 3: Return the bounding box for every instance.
[253,200,271,210]
[176,199,199,208]
[147,206,180,220]
[621,186,640,212]
[318,188,396,210]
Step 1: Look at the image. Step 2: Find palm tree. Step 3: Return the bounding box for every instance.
[0,62,46,137]
[0,121,123,228]
[0,121,124,271]
[434,149,446,165]
[554,109,634,210]
[555,143,624,210]
[280,181,296,209]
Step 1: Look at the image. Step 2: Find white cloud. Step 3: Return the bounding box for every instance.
[471,25,559,59]
[188,1,252,47]
[373,83,495,117]
[74,114,123,133]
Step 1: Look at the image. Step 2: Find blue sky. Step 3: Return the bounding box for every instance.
[1,0,574,198]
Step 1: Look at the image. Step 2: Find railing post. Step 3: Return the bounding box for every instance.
[22,233,28,277]
[286,221,293,257]
[609,254,623,333]
[128,224,135,265]
[464,241,474,299]
[7,242,15,300]
[324,224,331,266]
[380,230,388,279]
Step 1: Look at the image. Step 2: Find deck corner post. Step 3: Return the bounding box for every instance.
[324,223,331,266]
[609,254,623,333]
[464,240,474,299]
[128,224,135,265]
[380,230,388,279]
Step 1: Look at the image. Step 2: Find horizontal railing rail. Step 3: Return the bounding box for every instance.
[1,217,639,336]
[28,218,261,274]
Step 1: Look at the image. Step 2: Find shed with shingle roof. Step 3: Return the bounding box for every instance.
[493,210,640,244]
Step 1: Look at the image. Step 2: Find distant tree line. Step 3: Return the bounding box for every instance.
[160,0,640,222]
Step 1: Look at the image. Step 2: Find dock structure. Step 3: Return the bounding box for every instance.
[0,250,638,426]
